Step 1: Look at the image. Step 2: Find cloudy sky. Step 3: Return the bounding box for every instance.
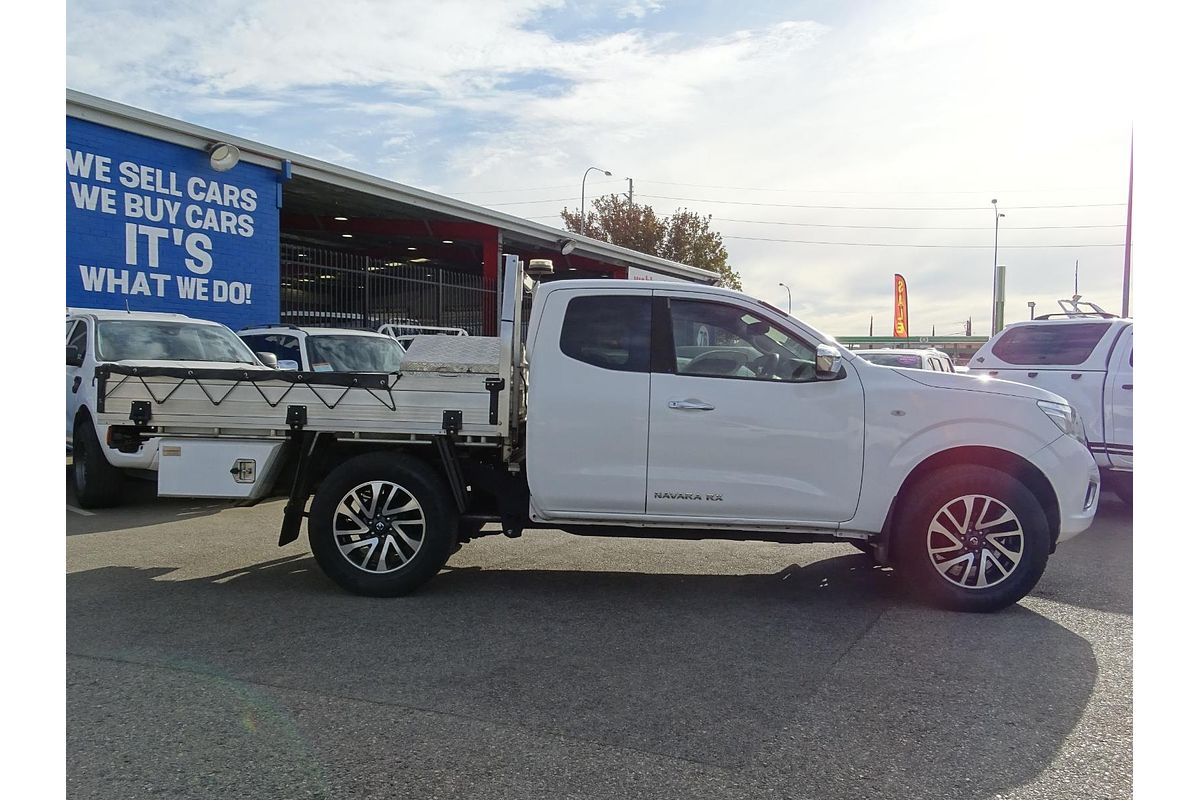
[66,0,1134,335]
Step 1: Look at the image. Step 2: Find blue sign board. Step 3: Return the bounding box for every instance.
[66,118,280,329]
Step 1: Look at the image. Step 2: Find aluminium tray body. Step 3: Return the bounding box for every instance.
[92,363,505,440]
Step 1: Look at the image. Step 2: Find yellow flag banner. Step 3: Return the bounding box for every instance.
[893,274,909,338]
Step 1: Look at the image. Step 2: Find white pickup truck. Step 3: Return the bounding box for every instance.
[90,257,1099,611]
[969,306,1132,505]
[66,308,272,507]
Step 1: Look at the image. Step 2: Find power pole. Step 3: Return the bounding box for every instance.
[1122,130,1133,317]
[869,315,874,336]
[626,178,634,208]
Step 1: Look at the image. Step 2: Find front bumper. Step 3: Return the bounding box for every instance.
[1028,433,1100,544]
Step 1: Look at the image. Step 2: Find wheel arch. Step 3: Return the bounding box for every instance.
[72,404,95,432]
[879,445,1061,562]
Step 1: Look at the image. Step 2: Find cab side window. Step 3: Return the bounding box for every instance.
[67,321,88,364]
[559,295,651,373]
[667,298,817,382]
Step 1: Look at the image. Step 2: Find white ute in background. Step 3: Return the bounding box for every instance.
[89,257,1101,612]
[239,325,407,373]
[66,309,272,508]
[969,299,1132,506]
[854,348,956,372]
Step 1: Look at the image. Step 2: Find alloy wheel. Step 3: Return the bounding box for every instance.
[926,494,1024,589]
[333,480,426,574]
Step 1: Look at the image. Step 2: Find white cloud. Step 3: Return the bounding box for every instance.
[616,1,664,20]
[67,0,1135,333]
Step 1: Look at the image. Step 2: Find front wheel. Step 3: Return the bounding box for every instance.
[308,452,458,597]
[72,419,124,509]
[896,465,1051,613]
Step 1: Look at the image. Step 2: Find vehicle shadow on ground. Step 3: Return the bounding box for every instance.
[1029,493,1132,615]
[67,552,1097,799]
[65,465,248,536]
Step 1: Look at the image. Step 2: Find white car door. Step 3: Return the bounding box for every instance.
[646,293,865,524]
[525,289,653,517]
[1104,327,1133,469]
[66,319,88,445]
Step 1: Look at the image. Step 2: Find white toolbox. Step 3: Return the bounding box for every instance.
[157,438,286,499]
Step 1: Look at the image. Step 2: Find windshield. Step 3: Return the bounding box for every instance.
[859,352,924,368]
[305,335,406,373]
[96,320,258,364]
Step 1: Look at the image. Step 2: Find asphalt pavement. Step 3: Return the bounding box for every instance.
[66,473,1132,799]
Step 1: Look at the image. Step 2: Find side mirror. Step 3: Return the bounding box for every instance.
[276,359,300,371]
[256,352,279,368]
[66,344,84,367]
[815,344,843,380]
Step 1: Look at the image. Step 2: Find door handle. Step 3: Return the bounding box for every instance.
[72,376,81,393]
[1122,383,1132,390]
[668,399,715,411]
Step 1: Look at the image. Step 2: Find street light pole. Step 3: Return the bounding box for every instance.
[1028,301,1036,320]
[778,282,791,314]
[580,166,612,234]
[991,199,1006,335]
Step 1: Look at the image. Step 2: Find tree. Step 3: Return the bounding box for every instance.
[561,195,742,290]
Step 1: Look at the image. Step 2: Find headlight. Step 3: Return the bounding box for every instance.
[1037,400,1087,447]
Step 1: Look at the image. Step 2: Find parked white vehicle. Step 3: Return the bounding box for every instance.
[66,309,271,508]
[90,257,1099,611]
[855,348,956,372]
[377,323,467,350]
[968,307,1132,505]
[239,325,407,373]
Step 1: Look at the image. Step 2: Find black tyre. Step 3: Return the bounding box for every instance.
[895,465,1051,613]
[72,419,124,509]
[308,452,458,597]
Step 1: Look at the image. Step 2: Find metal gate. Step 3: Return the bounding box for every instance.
[279,242,495,334]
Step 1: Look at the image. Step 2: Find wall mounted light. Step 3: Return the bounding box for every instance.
[208,142,241,172]
[560,240,577,255]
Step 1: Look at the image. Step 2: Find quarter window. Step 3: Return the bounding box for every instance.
[991,323,1110,366]
[559,295,651,373]
[667,298,816,382]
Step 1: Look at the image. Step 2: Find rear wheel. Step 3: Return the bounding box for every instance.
[308,452,458,597]
[72,419,123,509]
[896,465,1050,612]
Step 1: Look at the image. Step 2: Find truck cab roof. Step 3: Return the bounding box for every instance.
[67,308,198,322]
[240,324,396,340]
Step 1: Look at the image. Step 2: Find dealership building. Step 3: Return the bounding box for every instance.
[66,90,715,335]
